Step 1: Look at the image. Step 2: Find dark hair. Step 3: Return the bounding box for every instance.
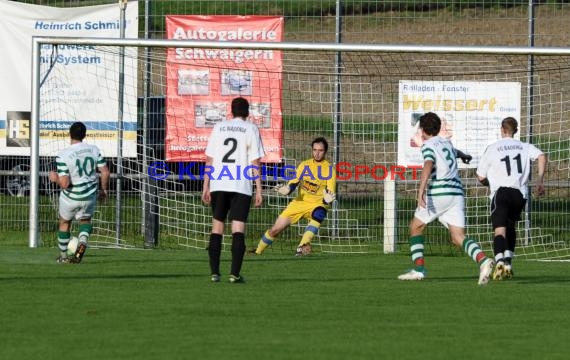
[418,112,441,136]
[501,117,518,135]
[312,137,328,153]
[69,122,86,141]
[231,97,249,118]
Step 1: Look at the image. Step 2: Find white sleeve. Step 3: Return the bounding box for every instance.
[476,146,491,177]
[527,144,543,161]
[205,125,219,158]
[249,125,265,162]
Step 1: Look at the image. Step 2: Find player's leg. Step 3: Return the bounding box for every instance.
[227,193,252,282]
[449,224,491,267]
[70,218,92,263]
[449,225,494,285]
[69,198,96,263]
[398,215,428,280]
[252,200,301,254]
[56,194,76,262]
[252,216,292,255]
[504,190,526,278]
[295,206,327,256]
[490,189,509,272]
[442,195,493,285]
[56,217,72,262]
[491,227,508,281]
[398,195,440,280]
[503,224,516,279]
[208,192,230,281]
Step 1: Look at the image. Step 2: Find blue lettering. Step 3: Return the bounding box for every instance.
[178,162,197,180]
[298,166,315,180]
[217,166,235,180]
[280,165,296,181]
[244,165,259,180]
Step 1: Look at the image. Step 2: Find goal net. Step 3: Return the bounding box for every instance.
[31,37,570,260]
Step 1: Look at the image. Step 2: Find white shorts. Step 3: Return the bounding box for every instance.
[414,195,465,228]
[58,193,96,221]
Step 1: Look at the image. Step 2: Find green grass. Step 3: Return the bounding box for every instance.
[1,246,569,360]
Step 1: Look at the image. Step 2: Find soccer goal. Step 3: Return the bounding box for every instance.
[29,36,570,260]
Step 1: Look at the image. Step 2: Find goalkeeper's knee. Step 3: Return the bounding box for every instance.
[311,206,327,223]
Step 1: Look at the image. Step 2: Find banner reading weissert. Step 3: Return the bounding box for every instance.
[397,80,521,167]
[165,15,284,162]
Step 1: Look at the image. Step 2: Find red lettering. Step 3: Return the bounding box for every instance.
[407,165,422,180]
[390,165,406,180]
[335,162,352,180]
[353,165,370,180]
[371,165,388,180]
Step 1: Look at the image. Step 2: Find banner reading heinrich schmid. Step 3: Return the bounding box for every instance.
[0,0,139,157]
[165,15,284,162]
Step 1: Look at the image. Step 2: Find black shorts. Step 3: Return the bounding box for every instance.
[210,191,252,223]
[490,187,526,229]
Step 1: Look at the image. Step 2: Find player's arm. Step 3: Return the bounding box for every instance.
[49,173,71,189]
[323,164,337,205]
[477,175,490,187]
[274,163,302,195]
[535,153,547,196]
[201,156,213,204]
[476,146,491,186]
[98,164,110,199]
[48,156,71,189]
[251,157,263,207]
[455,149,472,164]
[417,159,433,208]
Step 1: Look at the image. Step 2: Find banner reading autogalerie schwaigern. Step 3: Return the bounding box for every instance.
[165,15,284,162]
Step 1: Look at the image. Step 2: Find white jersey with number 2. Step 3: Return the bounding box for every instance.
[205,118,265,196]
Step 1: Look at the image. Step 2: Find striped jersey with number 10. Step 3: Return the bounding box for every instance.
[56,142,107,201]
[420,136,464,197]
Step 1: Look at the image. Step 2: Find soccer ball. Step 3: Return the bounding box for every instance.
[67,237,79,257]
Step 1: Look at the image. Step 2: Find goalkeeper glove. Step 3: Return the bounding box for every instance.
[274,183,291,196]
[323,189,336,205]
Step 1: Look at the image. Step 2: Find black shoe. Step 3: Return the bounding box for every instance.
[247,248,260,255]
[71,242,87,263]
[56,256,71,264]
[228,274,246,284]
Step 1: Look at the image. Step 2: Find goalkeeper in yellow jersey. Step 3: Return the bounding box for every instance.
[251,137,336,256]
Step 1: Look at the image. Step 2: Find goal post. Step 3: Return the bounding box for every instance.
[30,36,570,260]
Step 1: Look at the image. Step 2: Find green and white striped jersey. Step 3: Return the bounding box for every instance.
[420,136,464,197]
[56,142,106,201]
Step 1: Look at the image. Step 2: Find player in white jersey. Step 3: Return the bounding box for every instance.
[398,112,494,285]
[49,122,110,264]
[202,97,265,283]
[476,117,546,280]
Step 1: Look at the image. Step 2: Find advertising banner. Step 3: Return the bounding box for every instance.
[165,15,284,162]
[398,80,521,167]
[0,0,139,157]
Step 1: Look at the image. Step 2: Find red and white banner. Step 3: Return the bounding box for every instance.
[165,15,283,162]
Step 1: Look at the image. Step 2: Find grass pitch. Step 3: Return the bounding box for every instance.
[1,246,569,360]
